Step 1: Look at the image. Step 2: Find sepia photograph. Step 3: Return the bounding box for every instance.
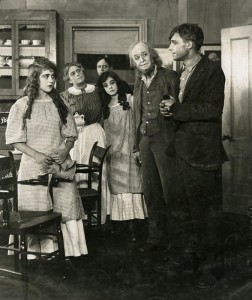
[0,0,251,299]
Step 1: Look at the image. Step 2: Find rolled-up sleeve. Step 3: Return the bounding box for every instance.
[6,98,27,145]
[61,102,78,141]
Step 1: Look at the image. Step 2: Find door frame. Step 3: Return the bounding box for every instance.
[64,18,147,63]
[221,25,252,215]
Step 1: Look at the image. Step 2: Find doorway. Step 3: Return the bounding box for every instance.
[221,25,252,215]
[64,19,147,86]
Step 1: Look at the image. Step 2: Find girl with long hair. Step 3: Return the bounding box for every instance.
[6,57,88,260]
[97,71,147,240]
[95,55,133,94]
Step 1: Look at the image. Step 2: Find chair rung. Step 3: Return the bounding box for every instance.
[37,250,60,258]
[0,246,60,260]
[35,232,58,236]
[78,188,98,197]
[0,246,20,252]
[91,215,98,221]
[0,268,22,277]
[0,242,14,247]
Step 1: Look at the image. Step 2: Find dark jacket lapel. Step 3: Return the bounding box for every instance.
[182,56,206,101]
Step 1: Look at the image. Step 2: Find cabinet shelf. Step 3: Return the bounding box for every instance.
[0,25,11,31]
[19,46,45,57]
[19,45,44,47]
[20,25,45,31]
[0,47,12,56]
[0,68,12,77]
[19,68,28,77]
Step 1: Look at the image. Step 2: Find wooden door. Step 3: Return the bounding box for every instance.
[221,25,252,215]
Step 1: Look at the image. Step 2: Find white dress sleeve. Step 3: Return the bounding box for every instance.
[126,94,134,107]
[61,100,78,140]
[5,97,28,145]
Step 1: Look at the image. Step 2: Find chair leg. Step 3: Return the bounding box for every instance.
[56,221,65,261]
[247,207,252,266]
[14,235,20,272]
[97,199,101,227]
[85,202,92,230]
[87,211,92,230]
[20,234,28,300]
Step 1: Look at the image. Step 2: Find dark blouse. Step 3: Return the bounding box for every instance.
[60,88,102,125]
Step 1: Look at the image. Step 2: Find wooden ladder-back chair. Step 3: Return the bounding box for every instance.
[0,151,65,300]
[76,141,111,230]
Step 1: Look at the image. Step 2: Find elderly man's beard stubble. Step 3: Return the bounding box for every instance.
[140,62,155,76]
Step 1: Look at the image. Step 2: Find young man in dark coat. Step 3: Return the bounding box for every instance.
[155,23,228,288]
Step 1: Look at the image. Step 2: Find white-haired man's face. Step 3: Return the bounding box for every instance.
[131,43,152,73]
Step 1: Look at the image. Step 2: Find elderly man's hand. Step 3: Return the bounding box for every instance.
[160,96,176,117]
[133,151,142,167]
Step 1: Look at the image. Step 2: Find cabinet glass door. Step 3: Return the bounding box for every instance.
[0,23,14,94]
[17,22,47,93]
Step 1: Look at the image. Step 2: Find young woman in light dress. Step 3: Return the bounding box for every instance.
[6,57,88,259]
[60,62,110,225]
[97,71,147,240]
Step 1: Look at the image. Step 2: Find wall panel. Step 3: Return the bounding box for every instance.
[26,0,178,45]
[187,0,231,43]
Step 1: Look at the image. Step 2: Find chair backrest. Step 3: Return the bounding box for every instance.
[87,141,111,191]
[0,151,18,210]
[0,151,18,226]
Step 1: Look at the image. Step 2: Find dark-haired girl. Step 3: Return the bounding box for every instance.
[96,55,133,95]
[97,71,147,238]
[6,57,88,258]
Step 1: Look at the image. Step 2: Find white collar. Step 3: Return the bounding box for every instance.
[68,84,95,95]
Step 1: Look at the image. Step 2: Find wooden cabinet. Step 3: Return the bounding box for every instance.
[0,10,58,100]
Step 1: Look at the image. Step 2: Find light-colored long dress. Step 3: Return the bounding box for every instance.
[6,96,88,257]
[104,95,147,220]
[61,85,110,224]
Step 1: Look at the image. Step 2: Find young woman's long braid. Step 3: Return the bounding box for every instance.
[49,89,68,125]
[5,56,88,259]
[117,82,130,110]
[22,69,40,128]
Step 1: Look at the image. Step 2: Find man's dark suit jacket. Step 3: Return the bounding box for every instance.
[170,55,228,169]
